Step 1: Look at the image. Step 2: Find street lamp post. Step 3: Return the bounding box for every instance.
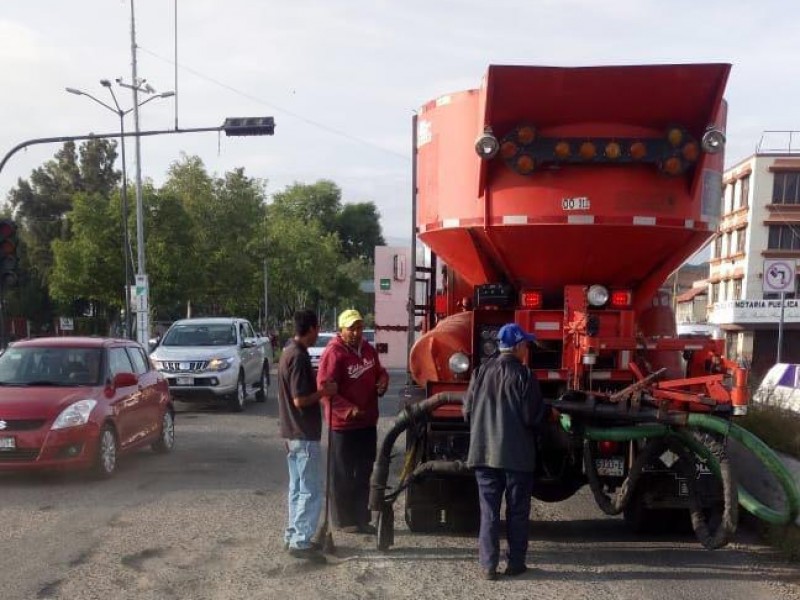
[65,83,173,339]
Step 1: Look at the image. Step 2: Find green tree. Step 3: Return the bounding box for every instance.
[270,180,341,230]
[336,202,385,262]
[49,191,123,319]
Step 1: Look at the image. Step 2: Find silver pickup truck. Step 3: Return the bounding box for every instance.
[149,317,273,412]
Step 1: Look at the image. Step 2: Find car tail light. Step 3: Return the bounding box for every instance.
[520,290,543,309]
[610,290,632,308]
[598,440,621,457]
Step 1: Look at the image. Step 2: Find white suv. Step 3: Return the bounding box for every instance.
[150,317,273,412]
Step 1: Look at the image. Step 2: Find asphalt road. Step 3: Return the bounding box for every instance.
[1,371,798,600]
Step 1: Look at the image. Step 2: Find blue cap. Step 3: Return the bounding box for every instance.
[497,323,536,350]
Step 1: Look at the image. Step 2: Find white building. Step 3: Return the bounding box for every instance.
[373,246,413,369]
[707,133,800,377]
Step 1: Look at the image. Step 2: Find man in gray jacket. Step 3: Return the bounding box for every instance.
[463,323,545,580]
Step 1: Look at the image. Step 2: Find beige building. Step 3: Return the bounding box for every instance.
[706,133,800,377]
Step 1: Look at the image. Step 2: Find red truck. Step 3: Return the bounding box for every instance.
[370,64,757,550]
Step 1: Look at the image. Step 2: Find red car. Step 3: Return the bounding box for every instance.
[0,337,174,477]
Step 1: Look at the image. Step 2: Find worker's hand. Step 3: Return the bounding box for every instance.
[320,381,337,396]
[346,406,361,420]
[376,373,389,397]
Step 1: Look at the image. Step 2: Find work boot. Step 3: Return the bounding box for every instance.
[503,563,528,577]
[481,568,498,581]
[356,523,377,535]
[288,547,327,564]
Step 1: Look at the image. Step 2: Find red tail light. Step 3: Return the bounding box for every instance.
[598,440,621,457]
[520,290,543,308]
[610,290,632,307]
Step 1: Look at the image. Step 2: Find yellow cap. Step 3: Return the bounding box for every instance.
[338,309,363,329]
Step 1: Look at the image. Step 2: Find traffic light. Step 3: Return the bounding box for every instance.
[0,219,18,288]
[222,117,275,136]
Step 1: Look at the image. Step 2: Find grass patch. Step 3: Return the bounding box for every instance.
[737,388,800,562]
[737,404,800,460]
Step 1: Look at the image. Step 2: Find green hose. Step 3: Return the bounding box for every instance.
[580,416,800,526]
[687,413,800,526]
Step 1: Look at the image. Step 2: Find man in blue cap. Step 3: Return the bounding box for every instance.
[463,322,545,580]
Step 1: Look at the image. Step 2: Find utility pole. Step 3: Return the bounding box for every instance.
[128,0,150,347]
[263,258,268,333]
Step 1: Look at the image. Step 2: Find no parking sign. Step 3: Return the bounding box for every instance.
[763,259,796,294]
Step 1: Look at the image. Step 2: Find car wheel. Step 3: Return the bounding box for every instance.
[229,371,246,412]
[255,363,269,402]
[152,410,175,453]
[94,425,118,479]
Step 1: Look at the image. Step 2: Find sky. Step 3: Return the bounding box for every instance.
[1,0,799,250]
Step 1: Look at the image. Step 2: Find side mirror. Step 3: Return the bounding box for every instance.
[242,337,257,349]
[113,372,139,388]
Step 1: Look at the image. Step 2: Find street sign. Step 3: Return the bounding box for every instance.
[59,317,74,331]
[134,274,150,347]
[763,259,796,294]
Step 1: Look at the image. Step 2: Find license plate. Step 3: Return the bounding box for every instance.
[176,377,193,386]
[595,457,625,477]
[0,437,16,450]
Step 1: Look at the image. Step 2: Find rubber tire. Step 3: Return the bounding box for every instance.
[404,507,440,533]
[229,372,246,412]
[622,489,657,534]
[152,410,175,453]
[377,506,394,551]
[94,425,118,479]
[255,363,269,403]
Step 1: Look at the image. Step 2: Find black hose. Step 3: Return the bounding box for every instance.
[369,392,464,512]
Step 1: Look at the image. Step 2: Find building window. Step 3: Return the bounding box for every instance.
[740,175,750,209]
[726,181,736,213]
[725,232,732,256]
[733,279,742,300]
[726,332,738,360]
[767,225,800,250]
[773,171,800,204]
[736,227,747,254]
[708,283,716,304]
[713,233,722,259]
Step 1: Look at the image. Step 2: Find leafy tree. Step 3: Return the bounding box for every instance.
[49,191,123,318]
[336,202,385,262]
[270,180,341,230]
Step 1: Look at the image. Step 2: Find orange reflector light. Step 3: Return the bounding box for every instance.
[520,290,543,308]
[629,142,647,160]
[0,240,15,255]
[579,141,596,160]
[604,142,622,160]
[501,141,518,159]
[682,141,699,162]
[662,156,683,176]
[554,141,571,159]
[667,128,684,147]
[517,126,536,145]
[516,154,536,174]
[610,290,632,307]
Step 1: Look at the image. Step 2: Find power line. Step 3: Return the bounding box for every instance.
[137,46,411,163]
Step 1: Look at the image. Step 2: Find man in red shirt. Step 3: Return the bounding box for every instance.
[317,309,389,533]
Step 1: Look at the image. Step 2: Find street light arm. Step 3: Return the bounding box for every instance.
[66,89,119,116]
[122,92,174,116]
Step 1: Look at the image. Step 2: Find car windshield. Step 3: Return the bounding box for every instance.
[311,334,335,349]
[363,329,375,343]
[161,324,237,347]
[0,347,104,386]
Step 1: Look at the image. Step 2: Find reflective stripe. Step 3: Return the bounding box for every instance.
[620,351,631,367]
[568,215,595,224]
[547,371,562,379]
[502,215,528,225]
[633,216,657,226]
[442,218,459,229]
[591,371,612,380]
[685,219,695,228]
[534,322,560,331]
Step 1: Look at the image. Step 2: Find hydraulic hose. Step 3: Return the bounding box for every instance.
[368,392,464,512]
[686,414,800,525]
[583,424,738,549]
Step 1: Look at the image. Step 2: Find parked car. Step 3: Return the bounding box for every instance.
[0,336,174,478]
[308,332,336,370]
[150,317,272,412]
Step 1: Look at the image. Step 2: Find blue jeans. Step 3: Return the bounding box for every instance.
[285,439,323,550]
[474,467,534,571]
